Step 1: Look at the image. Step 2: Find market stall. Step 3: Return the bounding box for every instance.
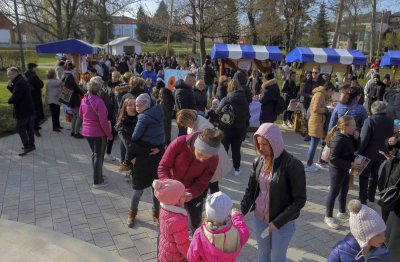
[211,44,283,130]
[380,50,400,80]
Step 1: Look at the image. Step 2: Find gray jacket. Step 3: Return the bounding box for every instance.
[45,78,62,105]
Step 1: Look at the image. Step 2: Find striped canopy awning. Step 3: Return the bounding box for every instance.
[381,50,400,67]
[211,44,283,61]
[286,47,367,65]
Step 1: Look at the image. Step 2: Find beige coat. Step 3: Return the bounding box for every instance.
[308,86,328,139]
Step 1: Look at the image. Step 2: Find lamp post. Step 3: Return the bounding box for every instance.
[166,0,174,57]
[377,9,386,58]
[103,21,111,55]
[13,0,25,71]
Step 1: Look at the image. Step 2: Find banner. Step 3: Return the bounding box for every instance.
[164,69,190,90]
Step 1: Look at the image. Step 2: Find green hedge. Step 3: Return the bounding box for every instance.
[0,50,38,70]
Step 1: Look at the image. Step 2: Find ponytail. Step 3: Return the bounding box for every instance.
[325,126,338,147]
[326,115,355,146]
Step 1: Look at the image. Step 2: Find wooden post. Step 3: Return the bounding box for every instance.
[393,65,398,81]
[299,63,306,95]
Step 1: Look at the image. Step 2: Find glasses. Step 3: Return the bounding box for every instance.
[312,71,319,74]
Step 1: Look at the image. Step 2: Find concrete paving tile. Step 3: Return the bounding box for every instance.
[134,238,156,255]
[112,233,135,250]
[93,231,115,248]
[118,247,143,262]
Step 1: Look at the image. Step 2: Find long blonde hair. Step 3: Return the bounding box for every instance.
[325,115,354,146]
[176,109,198,128]
[115,97,136,129]
[253,135,274,172]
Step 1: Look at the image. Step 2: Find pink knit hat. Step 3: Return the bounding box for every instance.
[152,179,186,205]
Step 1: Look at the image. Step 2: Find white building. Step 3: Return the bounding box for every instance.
[112,16,136,38]
[105,37,143,55]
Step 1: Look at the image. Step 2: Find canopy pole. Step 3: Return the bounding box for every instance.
[299,63,306,95]
[393,65,398,81]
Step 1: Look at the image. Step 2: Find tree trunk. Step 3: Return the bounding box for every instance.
[284,18,290,52]
[247,0,257,44]
[332,0,344,48]
[55,0,63,39]
[198,0,206,65]
[370,0,376,62]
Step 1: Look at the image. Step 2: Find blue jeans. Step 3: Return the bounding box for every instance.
[253,215,295,262]
[306,137,320,166]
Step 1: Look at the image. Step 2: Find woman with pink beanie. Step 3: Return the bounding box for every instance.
[153,179,191,262]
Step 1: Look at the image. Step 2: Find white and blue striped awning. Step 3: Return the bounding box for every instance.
[381,50,400,67]
[286,47,367,65]
[211,44,283,61]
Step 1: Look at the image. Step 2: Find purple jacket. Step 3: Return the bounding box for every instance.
[79,94,112,139]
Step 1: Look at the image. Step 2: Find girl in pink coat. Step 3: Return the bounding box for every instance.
[187,192,250,262]
[153,179,191,262]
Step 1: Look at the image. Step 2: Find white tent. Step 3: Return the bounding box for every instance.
[105,37,144,55]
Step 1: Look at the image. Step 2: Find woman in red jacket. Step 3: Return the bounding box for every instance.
[158,128,223,231]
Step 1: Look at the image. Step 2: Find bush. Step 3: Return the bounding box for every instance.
[156,45,175,56]
[0,50,38,70]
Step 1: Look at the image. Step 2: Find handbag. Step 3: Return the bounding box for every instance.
[377,160,400,211]
[321,145,331,162]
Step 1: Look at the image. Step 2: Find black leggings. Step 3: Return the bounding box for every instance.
[222,128,246,170]
[283,110,294,123]
[326,166,349,217]
[185,195,204,231]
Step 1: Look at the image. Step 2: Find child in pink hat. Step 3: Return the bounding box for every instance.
[152,179,191,262]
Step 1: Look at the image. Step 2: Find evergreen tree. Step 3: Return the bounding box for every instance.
[136,5,150,42]
[222,1,239,44]
[151,0,170,42]
[308,3,330,48]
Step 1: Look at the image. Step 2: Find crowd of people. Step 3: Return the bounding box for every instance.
[4,51,400,261]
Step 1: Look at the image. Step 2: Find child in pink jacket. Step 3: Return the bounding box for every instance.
[153,179,191,262]
[187,192,250,262]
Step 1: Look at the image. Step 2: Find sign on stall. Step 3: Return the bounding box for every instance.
[165,69,190,90]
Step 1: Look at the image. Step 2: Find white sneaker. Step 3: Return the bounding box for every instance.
[92,182,108,189]
[324,216,340,229]
[287,123,293,128]
[234,170,240,176]
[305,164,320,173]
[282,123,288,128]
[104,154,117,161]
[336,212,349,221]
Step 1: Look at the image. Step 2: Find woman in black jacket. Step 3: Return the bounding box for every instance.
[216,78,250,176]
[259,73,280,124]
[324,115,361,229]
[241,123,306,262]
[281,71,298,127]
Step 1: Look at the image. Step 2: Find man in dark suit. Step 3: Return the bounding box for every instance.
[25,62,44,137]
[7,67,35,156]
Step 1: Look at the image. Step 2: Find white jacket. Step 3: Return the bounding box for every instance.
[188,115,232,183]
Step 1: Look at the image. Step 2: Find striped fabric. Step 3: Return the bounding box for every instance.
[211,44,283,61]
[286,47,367,65]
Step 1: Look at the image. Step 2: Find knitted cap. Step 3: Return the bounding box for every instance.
[348,199,386,248]
[212,99,220,106]
[205,192,232,223]
[152,179,185,205]
[136,93,151,109]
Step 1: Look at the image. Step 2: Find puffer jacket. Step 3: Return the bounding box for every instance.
[327,234,364,262]
[259,79,280,124]
[187,213,250,262]
[158,204,190,262]
[131,104,165,146]
[308,86,328,139]
[158,132,219,198]
[174,79,196,110]
[216,90,249,129]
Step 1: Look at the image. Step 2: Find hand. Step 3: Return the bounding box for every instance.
[7,80,12,86]
[130,158,136,166]
[353,131,360,139]
[230,208,241,216]
[185,192,192,202]
[351,162,362,170]
[149,147,160,155]
[268,223,278,233]
[107,137,113,141]
[388,136,398,146]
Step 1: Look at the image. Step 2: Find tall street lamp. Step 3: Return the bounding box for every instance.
[103,21,111,55]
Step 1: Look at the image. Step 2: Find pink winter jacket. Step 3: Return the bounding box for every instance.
[187,213,250,262]
[79,94,112,139]
[158,204,190,262]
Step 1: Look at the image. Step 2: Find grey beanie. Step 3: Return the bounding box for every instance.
[136,93,151,109]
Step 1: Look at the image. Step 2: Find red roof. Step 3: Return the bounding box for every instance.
[112,16,136,25]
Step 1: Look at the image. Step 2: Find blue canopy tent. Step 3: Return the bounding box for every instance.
[210,44,283,74]
[286,47,367,65]
[380,50,400,80]
[36,39,103,54]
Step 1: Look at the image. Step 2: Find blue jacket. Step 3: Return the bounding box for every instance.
[328,101,368,132]
[328,235,364,262]
[131,104,165,146]
[364,246,390,262]
[141,70,157,87]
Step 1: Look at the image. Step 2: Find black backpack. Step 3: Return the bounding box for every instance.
[218,103,236,126]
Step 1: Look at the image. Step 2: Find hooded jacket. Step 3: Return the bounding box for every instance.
[187,213,250,262]
[216,90,249,130]
[327,234,364,262]
[79,94,112,140]
[158,132,219,198]
[259,79,280,124]
[308,86,328,138]
[131,104,165,146]
[158,204,190,262]
[240,123,307,229]
[174,79,196,110]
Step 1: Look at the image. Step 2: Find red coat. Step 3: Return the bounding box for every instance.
[158,204,190,262]
[158,132,219,198]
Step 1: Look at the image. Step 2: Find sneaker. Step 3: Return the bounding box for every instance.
[287,123,293,128]
[282,123,288,128]
[315,161,328,169]
[74,133,84,139]
[304,136,311,142]
[92,182,108,189]
[104,154,117,161]
[324,216,340,229]
[18,146,35,156]
[234,170,240,176]
[305,164,320,173]
[118,162,130,172]
[34,130,41,137]
[336,212,349,221]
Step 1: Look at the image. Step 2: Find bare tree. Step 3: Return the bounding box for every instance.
[370,0,376,61]
[332,0,345,48]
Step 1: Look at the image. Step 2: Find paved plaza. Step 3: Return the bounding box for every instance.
[0,118,381,261]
